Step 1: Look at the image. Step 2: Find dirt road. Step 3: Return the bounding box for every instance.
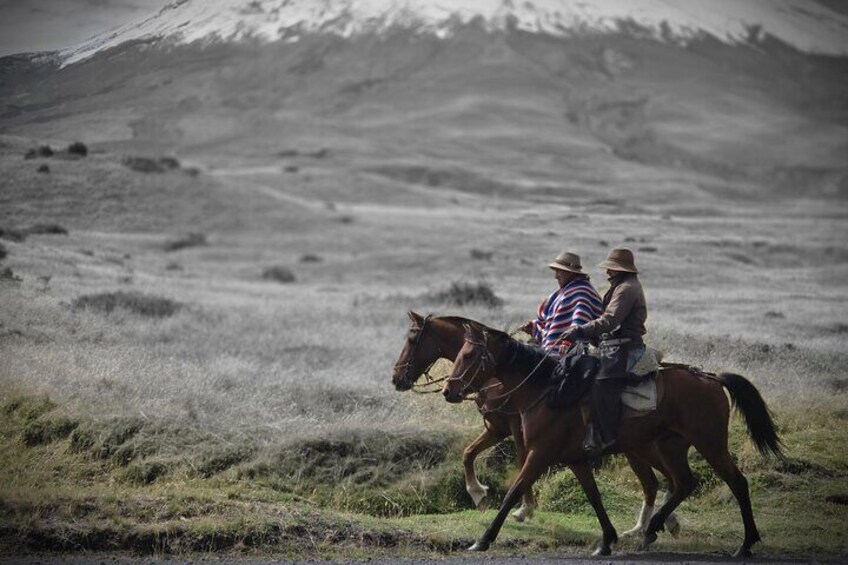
[0,553,820,565]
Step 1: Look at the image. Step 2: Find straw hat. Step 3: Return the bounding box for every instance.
[598,248,638,273]
[548,251,584,274]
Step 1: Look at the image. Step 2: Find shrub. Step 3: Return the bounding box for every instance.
[0,227,26,242]
[159,156,180,170]
[261,266,296,283]
[427,282,504,308]
[24,148,37,160]
[123,156,180,173]
[37,164,50,173]
[299,254,322,263]
[163,232,206,252]
[67,141,88,157]
[0,267,21,281]
[72,291,182,317]
[0,242,6,261]
[469,249,493,261]
[123,156,164,173]
[26,223,68,235]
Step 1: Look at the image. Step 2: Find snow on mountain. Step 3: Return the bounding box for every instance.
[53,0,848,66]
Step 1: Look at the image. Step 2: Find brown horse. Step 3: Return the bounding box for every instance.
[391,311,682,541]
[442,323,782,558]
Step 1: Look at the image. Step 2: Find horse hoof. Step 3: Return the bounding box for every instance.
[639,531,658,551]
[732,546,753,559]
[668,520,681,538]
[592,545,612,557]
[468,541,489,552]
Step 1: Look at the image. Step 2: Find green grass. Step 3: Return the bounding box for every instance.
[1,388,846,558]
[1,135,847,559]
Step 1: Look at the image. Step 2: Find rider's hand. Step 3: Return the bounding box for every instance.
[520,321,534,335]
[561,326,583,344]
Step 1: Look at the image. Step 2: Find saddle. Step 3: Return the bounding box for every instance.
[545,342,663,414]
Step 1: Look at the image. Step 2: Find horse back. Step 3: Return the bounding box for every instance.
[656,366,731,422]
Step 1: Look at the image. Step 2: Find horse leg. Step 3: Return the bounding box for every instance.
[570,461,618,556]
[462,425,504,508]
[694,442,761,557]
[620,452,658,537]
[469,450,547,552]
[641,438,698,551]
[508,416,535,522]
[622,435,687,538]
[642,436,689,537]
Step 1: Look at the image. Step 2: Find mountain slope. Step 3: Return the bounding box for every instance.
[60,0,848,66]
[1,5,847,204]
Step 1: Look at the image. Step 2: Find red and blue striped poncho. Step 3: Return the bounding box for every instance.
[531,277,603,358]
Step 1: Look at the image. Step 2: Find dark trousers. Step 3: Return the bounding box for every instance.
[591,377,627,444]
[591,340,637,445]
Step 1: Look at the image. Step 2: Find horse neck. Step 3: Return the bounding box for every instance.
[490,340,550,409]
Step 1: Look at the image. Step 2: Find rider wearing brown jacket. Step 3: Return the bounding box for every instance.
[561,248,646,454]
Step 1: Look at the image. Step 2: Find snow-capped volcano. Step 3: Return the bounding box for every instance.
[60,0,848,66]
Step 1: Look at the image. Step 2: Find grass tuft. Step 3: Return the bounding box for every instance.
[194,445,256,478]
[21,417,78,446]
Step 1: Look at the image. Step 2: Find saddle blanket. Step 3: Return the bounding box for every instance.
[622,374,657,413]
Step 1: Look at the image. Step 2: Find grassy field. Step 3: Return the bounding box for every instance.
[4,17,848,550]
[1,128,846,561]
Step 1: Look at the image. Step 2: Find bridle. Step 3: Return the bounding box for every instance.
[392,315,445,394]
[447,330,552,410]
[445,333,495,400]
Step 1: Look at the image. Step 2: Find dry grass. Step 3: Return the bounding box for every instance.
[0,123,846,556]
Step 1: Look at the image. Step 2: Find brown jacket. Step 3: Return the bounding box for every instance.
[579,273,647,343]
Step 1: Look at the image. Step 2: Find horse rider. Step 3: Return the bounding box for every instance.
[522,250,603,359]
[560,248,647,455]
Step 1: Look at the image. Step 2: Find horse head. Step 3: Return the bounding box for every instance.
[391,311,443,391]
[442,324,497,403]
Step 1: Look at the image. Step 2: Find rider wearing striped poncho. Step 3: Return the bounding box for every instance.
[523,250,603,358]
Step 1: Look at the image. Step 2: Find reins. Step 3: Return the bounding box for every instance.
[449,331,551,404]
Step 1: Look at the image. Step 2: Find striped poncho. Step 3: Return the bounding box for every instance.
[531,277,603,358]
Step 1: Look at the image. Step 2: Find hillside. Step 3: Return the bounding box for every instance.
[2,27,847,207]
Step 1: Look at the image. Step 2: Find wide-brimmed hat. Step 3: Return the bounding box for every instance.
[598,248,638,273]
[548,251,584,274]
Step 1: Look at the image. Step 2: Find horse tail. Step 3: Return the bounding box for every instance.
[716,372,784,459]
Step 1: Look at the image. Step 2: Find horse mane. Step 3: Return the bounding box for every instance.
[496,333,557,385]
[433,315,486,330]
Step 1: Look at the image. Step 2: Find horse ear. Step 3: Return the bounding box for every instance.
[408,311,424,325]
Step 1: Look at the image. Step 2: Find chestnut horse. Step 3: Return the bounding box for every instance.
[443,323,782,558]
[391,311,682,540]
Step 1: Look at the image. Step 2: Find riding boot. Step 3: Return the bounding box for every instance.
[591,378,625,448]
[582,423,599,452]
